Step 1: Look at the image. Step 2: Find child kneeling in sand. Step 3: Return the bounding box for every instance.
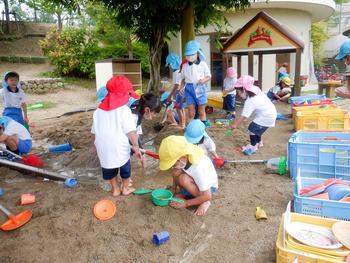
[0,116,32,154]
[159,135,218,216]
[91,76,142,196]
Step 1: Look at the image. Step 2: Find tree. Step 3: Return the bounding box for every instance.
[3,0,11,33]
[311,21,329,66]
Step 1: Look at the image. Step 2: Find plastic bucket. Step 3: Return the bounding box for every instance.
[48,143,72,153]
[152,231,170,245]
[151,189,173,207]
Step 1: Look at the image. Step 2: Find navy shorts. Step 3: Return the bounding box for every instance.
[223,94,236,112]
[248,122,269,137]
[102,160,131,180]
[181,186,217,199]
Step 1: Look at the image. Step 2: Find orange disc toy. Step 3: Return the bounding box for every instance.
[93,199,116,221]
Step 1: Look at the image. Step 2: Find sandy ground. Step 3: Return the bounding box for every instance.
[1,62,341,263]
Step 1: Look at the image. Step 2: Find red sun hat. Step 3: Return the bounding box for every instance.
[99,76,139,111]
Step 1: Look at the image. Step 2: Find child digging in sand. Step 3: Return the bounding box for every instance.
[159,135,218,216]
[92,76,142,196]
[230,75,277,156]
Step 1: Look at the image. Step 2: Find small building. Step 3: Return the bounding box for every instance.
[168,0,335,91]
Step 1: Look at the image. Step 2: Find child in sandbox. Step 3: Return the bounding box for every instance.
[1,71,29,127]
[267,76,292,103]
[230,75,277,155]
[222,67,237,120]
[0,116,32,154]
[91,76,142,196]
[159,135,218,216]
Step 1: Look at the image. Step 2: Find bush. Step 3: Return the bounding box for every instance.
[40,27,150,79]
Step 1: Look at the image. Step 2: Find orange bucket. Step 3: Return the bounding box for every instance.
[20,194,35,205]
[93,199,116,221]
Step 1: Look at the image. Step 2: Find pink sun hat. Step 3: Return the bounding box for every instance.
[226,67,237,78]
[234,75,261,95]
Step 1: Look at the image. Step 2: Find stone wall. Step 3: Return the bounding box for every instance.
[20,78,65,94]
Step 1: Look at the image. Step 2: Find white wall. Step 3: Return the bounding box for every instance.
[195,35,211,90]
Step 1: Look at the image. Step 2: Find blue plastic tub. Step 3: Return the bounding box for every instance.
[288,131,350,180]
[289,94,326,113]
[294,177,350,221]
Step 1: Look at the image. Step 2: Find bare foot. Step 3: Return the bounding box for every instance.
[122,187,135,196]
[195,201,211,216]
[112,187,121,197]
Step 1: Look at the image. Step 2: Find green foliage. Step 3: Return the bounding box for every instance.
[311,21,329,66]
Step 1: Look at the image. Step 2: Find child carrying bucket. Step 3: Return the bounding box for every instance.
[92,76,142,196]
[222,67,238,120]
[158,135,218,216]
[230,75,277,155]
[179,40,211,127]
[165,53,186,129]
[1,71,29,127]
[184,119,219,160]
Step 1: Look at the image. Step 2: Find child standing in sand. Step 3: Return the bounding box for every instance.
[179,40,211,127]
[159,135,218,216]
[91,76,142,196]
[230,75,277,155]
[1,71,29,127]
[222,67,237,120]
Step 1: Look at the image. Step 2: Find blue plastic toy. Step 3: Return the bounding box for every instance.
[64,178,77,188]
[48,143,72,153]
[152,231,170,246]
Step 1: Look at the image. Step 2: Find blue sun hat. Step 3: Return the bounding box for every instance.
[166,53,181,71]
[184,40,206,61]
[160,91,170,104]
[184,119,208,144]
[96,86,108,103]
[278,73,289,82]
[336,38,350,60]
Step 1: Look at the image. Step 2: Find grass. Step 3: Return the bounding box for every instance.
[38,71,96,89]
[301,89,318,95]
[27,101,57,110]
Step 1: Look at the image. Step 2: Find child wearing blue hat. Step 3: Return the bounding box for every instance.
[160,91,180,126]
[335,38,350,99]
[165,53,186,129]
[1,71,29,126]
[180,40,211,127]
[184,119,219,160]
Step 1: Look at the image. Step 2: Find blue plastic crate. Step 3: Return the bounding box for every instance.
[289,94,326,113]
[294,177,350,221]
[288,131,350,180]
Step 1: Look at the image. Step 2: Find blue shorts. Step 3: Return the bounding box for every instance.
[267,90,276,101]
[175,90,186,109]
[102,160,131,180]
[248,122,269,137]
[184,83,207,106]
[3,107,24,125]
[17,139,32,154]
[223,94,236,112]
[181,186,217,199]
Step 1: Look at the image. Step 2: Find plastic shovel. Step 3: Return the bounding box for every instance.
[140,149,159,159]
[3,149,44,167]
[0,204,32,231]
[133,188,184,204]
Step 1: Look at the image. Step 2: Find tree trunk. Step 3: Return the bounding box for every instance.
[181,3,195,56]
[147,28,166,94]
[34,8,38,22]
[127,35,133,59]
[57,12,63,31]
[4,0,11,34]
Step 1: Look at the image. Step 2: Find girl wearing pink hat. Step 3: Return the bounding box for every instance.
[222,67,237,120]
[230,75,277,155]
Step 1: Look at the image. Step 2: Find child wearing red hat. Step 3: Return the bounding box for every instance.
[91,76,142,196]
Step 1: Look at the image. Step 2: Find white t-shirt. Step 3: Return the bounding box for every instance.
[223,77,237,95]
[91,105,136,169]
[131,113,143,135]
[269,85,281,94]
[4,119,31,140]
[198,136,216,155]
[0,87,27,108]
[184,155,218,192]
[242,93,277,127]
[278,66,287,74]
[172,69,182,86]
[180,61,211,84]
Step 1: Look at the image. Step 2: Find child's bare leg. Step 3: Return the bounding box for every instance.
[187,105,196,122]
[176,108,186,129]
[110,177,121,196]
[121,178,135,196]
[198,105,206,121]
[166,111,177,125]
[4,135,19,151]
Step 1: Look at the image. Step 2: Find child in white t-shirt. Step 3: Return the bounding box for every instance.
[267,76,291,103]
[230,75,277,155]
[184,119,219,159]
[0,116,32,154]
[222,67,237,120]
[159,136,218,216]
[91,76,142,196]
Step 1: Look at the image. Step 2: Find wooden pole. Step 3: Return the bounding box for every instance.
[237,55,242,78]
[248,52,254,76]
[258,54,263,89]
[181,3,195,56]
[294,49,302,96]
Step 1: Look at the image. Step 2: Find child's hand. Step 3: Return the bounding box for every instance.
[179,87,185,96]
[24,117,29,123]
[170,200,187,209]
[131,145,142,160]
